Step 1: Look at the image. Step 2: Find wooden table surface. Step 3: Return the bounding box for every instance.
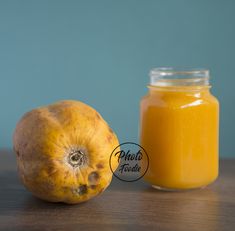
[0,150,235,231]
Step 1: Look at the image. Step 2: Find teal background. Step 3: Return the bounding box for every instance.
[0,0,234,157]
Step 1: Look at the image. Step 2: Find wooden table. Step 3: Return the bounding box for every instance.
[0,150,234,231]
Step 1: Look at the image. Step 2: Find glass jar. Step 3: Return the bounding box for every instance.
[140,68,219,190]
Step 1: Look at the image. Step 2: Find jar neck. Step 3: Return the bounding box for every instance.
[148,85,211,96]
[149,85,211,92]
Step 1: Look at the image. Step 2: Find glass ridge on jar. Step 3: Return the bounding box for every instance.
[140,67,219,190]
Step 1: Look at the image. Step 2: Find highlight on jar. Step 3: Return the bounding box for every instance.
[140,67,219,191]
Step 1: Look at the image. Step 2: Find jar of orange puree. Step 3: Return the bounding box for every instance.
[140,68,219,190]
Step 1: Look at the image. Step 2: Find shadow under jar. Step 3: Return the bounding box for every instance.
[140,68,219,190]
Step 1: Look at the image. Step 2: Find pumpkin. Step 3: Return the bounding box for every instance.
[13,100,119,204]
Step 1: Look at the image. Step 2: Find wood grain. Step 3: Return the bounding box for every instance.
[0,150,235,231]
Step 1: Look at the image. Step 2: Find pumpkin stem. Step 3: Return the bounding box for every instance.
[68,150,87,167]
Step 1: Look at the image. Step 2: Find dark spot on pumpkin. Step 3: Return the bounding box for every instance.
[108,127,114,134]
[48,107,58,118]
[62,186,68,192]
[107,134,112,143]
[16,151,20,157]
[96,163,104,169]
[44,182,54,191]
[47,166,57,177]
[78,185,88,195]
[96,112,101,120]
[88,171,100,184]
[90,185,97,190]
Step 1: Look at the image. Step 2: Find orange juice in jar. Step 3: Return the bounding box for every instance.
[140,68,219,190]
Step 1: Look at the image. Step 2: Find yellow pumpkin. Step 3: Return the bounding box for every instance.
[13,100,119,204]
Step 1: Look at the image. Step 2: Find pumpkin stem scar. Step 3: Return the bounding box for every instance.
[68,150,87,167]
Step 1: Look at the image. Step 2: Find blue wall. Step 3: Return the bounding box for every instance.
[0,0,234,157]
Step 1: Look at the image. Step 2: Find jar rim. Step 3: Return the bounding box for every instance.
[149,67,210,86]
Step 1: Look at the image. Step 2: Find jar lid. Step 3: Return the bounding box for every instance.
[149,67,210,86]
